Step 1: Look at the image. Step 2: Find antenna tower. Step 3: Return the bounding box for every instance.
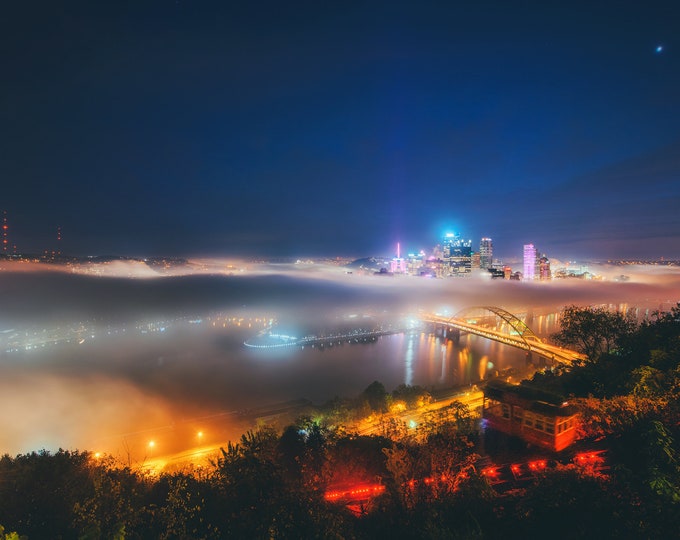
[2,211,8,254]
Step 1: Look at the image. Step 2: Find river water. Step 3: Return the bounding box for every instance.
[239,311,561,404]
[243,330,536,405]
[1,314,553,456]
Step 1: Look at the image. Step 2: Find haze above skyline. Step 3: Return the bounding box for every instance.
[2,1,679,259]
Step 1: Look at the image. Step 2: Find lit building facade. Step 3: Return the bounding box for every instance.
[539,255,551,280]
[479,237,493,269]
[523,244,537,280]
[442,233,472,276]
[406,251,426,275]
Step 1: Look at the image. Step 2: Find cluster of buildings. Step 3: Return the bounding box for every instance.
[383,233,552,281]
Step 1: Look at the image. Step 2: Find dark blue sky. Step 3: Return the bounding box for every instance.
[2,1,679,260]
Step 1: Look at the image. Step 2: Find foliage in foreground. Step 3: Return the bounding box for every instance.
[2,402,680,539]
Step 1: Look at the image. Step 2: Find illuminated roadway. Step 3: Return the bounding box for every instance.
[421,308,587,365]
[137,389,485,475]
[355,388,484,437]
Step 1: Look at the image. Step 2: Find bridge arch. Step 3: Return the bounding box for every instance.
[449,306,542,351]
[422,307,584,365]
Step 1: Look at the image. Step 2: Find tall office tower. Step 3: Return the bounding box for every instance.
[479,237,493,269]
[523,244,537,280]
[443,232,472,275]
[539,255,551,280]
[406,250,425,275]
[441,232,458,258]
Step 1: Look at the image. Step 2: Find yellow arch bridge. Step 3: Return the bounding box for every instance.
[421,306,586,366]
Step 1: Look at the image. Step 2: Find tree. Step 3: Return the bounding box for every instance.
[73,462,146,539]
[392,384,432,409]
[551,305,637,361]
[514,466,640,539]
[0,449,94,539]
[0,525,25,540]
[360,381,390,413]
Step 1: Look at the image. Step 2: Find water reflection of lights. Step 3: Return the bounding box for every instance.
[479,355,489,379]
[404,333,415,386]
[440,342,447,382]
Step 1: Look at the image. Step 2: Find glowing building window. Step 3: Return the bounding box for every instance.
[534,416,544,431]
[513,406,523,422]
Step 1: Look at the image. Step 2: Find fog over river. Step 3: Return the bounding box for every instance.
[1,260,678,458]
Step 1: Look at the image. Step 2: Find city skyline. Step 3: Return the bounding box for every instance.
[2,209,679,266]
[2,2,679,259]
[2,211,679,269]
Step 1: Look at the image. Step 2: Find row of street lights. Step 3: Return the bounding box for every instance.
[146,431,205,456]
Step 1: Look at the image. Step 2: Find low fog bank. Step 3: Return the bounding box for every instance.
[1,262,679,457]
[0,269,379,329]
[2,262,679,328]
[0,371,180,459]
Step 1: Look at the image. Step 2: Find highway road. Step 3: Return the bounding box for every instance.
[132,389,485,475]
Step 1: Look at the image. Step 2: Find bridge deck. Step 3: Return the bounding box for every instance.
[422,314,586,365]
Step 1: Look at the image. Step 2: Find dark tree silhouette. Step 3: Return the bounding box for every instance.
[551,305,637,361]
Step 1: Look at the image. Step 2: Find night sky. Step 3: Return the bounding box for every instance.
[2,1,679,260]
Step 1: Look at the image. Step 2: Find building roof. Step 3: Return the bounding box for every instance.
[483,379,578,417]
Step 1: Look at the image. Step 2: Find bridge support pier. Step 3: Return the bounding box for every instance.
[447,328,460,343]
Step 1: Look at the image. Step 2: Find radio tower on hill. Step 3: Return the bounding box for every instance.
[2,211,9,254]
[56,225,62,256]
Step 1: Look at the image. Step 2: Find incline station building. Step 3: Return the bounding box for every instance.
[482,379,579,452]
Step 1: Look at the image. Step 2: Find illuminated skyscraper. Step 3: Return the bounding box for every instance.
[539,255,551,280]
[480,238,493,269]
[389,242,407,274]
[523,244,537,280]
[443,232,472,275]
